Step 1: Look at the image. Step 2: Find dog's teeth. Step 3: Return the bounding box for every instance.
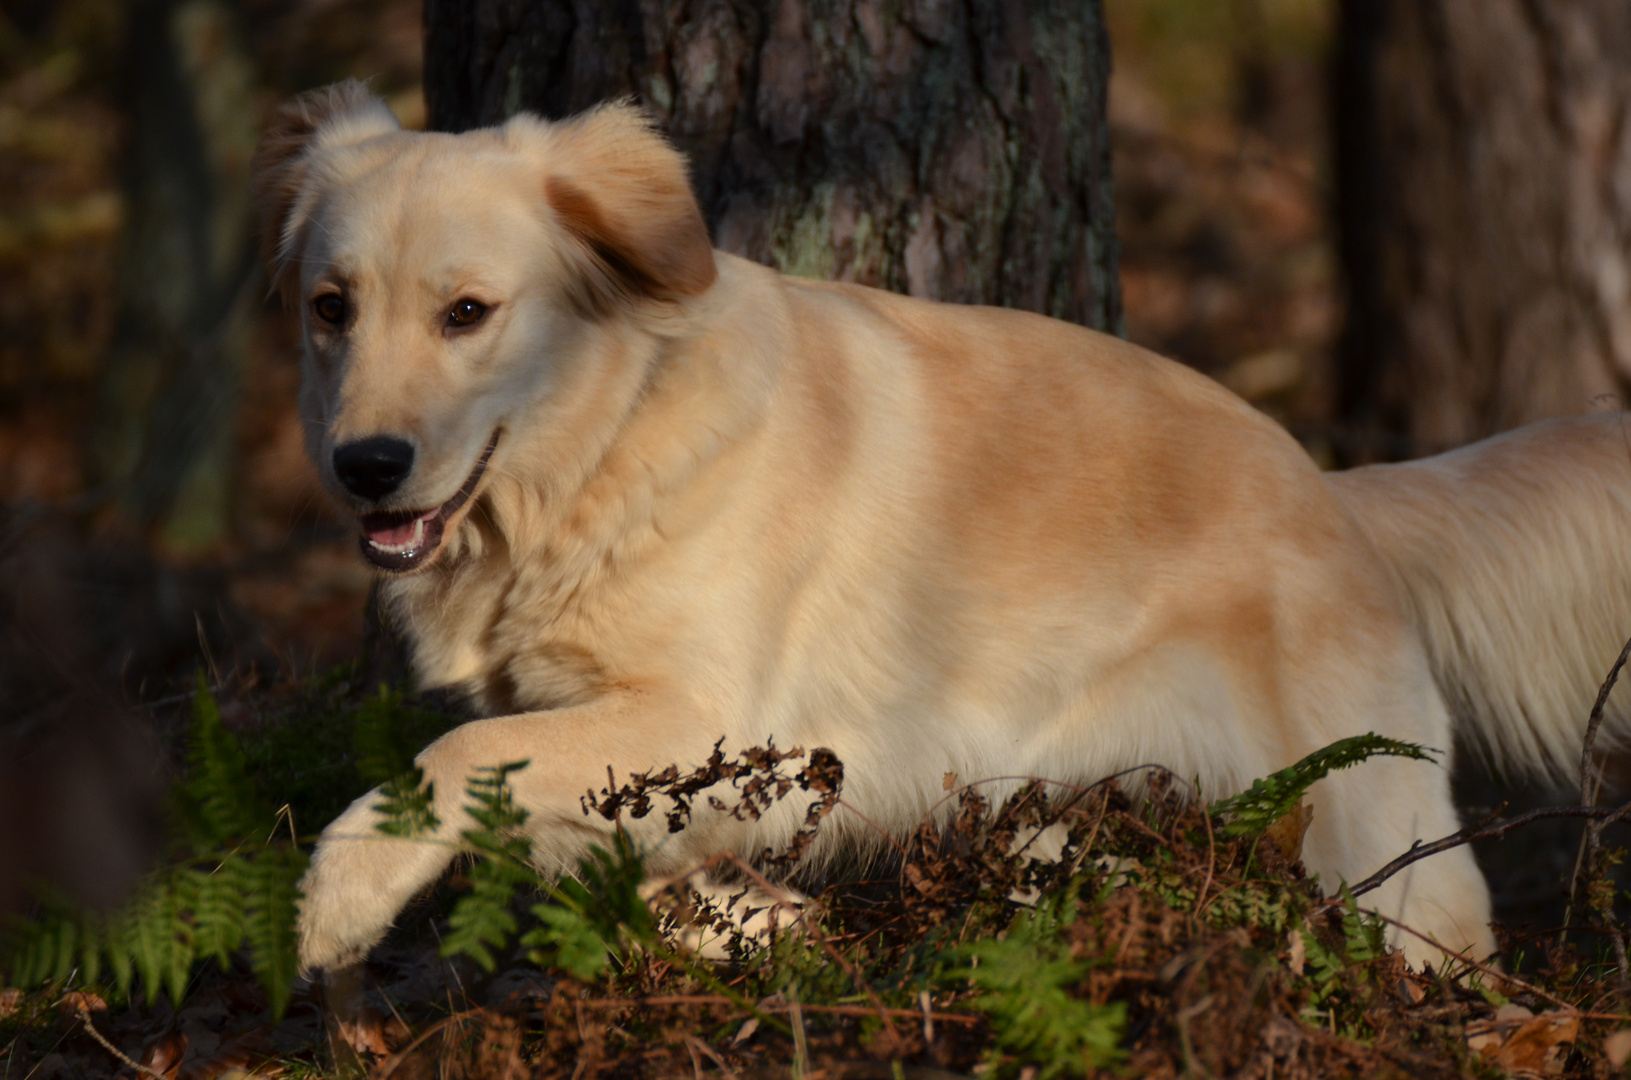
[366,515,430,556]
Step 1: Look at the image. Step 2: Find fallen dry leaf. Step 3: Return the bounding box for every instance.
[60,990,107,1016]
[140,1026,189,1078]
[1467,1004,1533,1053]
[1263,800,1313,863]
[1284,927,1306,976]
[1468,1006,1578,1075]
[1604,1028,1631,1068]
[337,1006,401,1058]
[179,1026,277,1080]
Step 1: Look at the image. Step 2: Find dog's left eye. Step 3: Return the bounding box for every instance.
[447,299,488,328]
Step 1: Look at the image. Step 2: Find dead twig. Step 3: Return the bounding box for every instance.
[1341,800,1631,901]
[1577,635,1631,813]
[373,1009,481,1080]
[1193,798,1218,917]
[682,1033,741,1080]
[719,852,906,1048]
[69,1002,167,1080]
[1366,913,1577,1011]
[566,994,981,1025]
[1564,636,1631,986]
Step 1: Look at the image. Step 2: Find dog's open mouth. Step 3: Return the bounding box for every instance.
[356,432,499,573]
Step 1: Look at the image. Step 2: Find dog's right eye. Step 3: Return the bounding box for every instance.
[447,298,488,328]
[312,293,347,327]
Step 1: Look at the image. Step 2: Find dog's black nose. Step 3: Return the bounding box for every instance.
[333,437,415,501]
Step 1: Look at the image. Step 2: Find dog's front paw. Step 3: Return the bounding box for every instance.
[296,791,458,974]
[296,835,397,974]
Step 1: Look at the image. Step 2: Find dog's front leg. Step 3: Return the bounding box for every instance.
[296,693,732,974]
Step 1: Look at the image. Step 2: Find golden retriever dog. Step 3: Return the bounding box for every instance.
[253,81,1631,975]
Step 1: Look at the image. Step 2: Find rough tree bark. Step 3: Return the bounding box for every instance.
[422,0,1121,332]
[1336,1,1631,457]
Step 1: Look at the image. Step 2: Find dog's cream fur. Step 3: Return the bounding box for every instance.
[253,83,1631,974]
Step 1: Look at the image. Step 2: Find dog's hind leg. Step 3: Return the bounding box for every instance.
[1301,756,1496,969]
[641,869,806,960]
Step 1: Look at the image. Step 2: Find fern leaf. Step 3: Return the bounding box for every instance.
[183,675,267,848]
[576,834,653,942]
[442,854,535,971]
[355,685,423,785]
[244,846,306,1020]
[461,761,533,842]
[103,909,133,1002]
[522,901,612,981]
[76,916,102,986]
[5,899,84,989]
[124,879,188,1005]
[189,862,247,971]
[1208,733,1438,837]
[373,767,440,838]
[520,835,649,981]
[440,762,538,971]
[947,889,1125,1076]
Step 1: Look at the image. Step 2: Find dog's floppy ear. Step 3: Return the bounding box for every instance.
[251,80,400,298]
[536,103,717,313]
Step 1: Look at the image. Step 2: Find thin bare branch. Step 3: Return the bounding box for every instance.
[1345,800,1631,900]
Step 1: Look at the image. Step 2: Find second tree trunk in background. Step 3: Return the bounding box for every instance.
[1336,0,1631,457]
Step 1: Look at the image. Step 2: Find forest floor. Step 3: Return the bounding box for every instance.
[5,675,1631,1078]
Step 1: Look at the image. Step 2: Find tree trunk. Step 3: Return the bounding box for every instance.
[94,0,260,548]
[1335,0,1631,458]
[422,0,1121,332]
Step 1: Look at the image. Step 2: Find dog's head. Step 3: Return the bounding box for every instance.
[251,82,716,573]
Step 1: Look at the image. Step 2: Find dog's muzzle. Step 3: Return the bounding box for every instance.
[355,431,499,573]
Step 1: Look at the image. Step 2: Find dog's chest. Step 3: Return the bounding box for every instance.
[386,541,636,717]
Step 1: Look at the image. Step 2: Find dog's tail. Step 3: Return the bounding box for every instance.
[1326,413,1631,781]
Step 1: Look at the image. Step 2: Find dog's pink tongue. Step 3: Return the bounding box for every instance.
[366,520,417,546]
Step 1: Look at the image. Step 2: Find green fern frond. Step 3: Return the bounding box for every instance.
[1208,734,1438,837]
[461,761,533,844]
[524,901,610,980]
[4,897,82,989]
[353,685,452,786]
[443,853,536,971]
[373,766,440,838]
[2,680,309,1017]
[521,833,651,980]
[188,862,248,971]
[122,877,191,1006]
[103,911,133,1001]
[440,762,536,971]
[243,846,305,1019]
[182,676,268,849]
[947,887,1125,1076]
